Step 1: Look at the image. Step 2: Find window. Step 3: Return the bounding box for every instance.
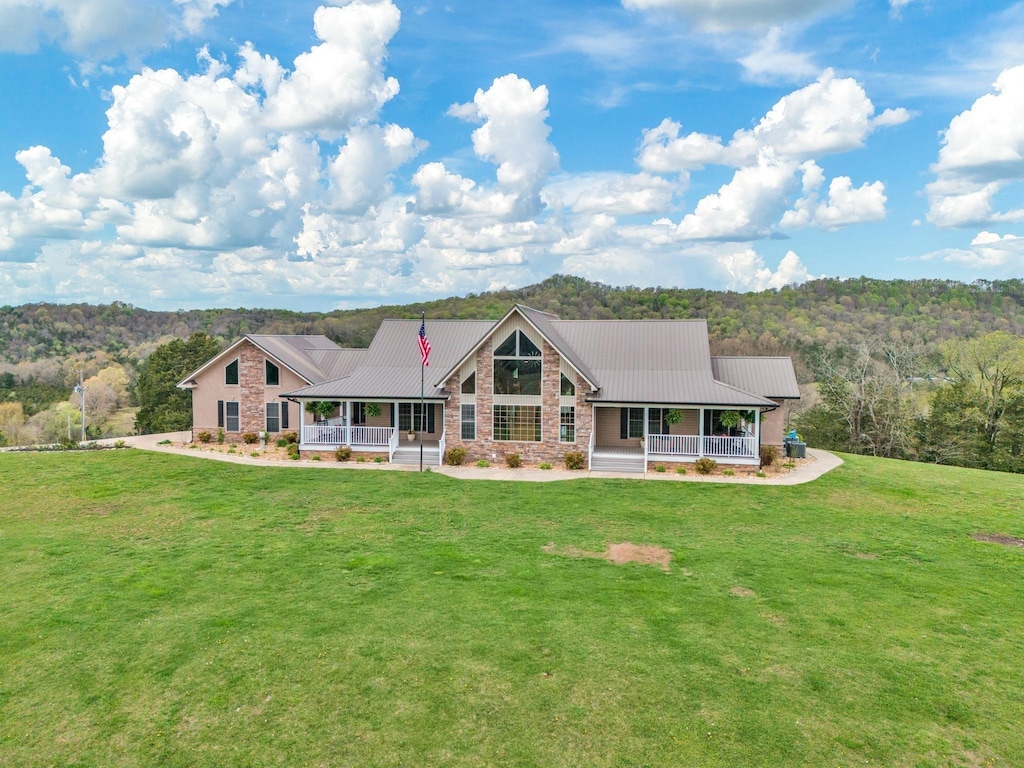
[461,372,476,394]
[461,404,476,439]
[493,330,542,395]
[620,407,644,439]
[225,401,240,432]
[266,402,280,433]
[398,403,435,433]
[560,406,575,443]
[225,359,239,385]
[648,408,670,435]
[560,373,575,396]
[266,360,280,386]
[494,405,541,442]
[352,402,366,425]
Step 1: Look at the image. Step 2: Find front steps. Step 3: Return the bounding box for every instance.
[590,453,646,473]
[391,446,441,466]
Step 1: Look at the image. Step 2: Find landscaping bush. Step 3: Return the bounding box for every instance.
[538,462,552,470]
[505,453,522,468]
[282,432,299,445]
[694,457,717,475]
[242,432,259,444]
[276,438,288,448]
[723,469,735,476]
[564,451,586,470]
[374,456,384,463]
[311,455,321,461]
[197,431,212,443]
[476,459,490,468]
[286,443,299,458]
[759,444,779,468]
[444,447,467,466]
[334,446,352,461]
[250,451,260,458]
[676,467,687,475]
[217,429,225,444]
[654,464,666,473]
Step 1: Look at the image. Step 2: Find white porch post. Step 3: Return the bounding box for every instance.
[643,406,649,470]
[299,400,305,446]
[754,409,761,447]
[698,407,705,457]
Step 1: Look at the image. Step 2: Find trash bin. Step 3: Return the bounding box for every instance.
[787,441,806,459]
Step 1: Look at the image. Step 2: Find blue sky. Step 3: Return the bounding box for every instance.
[1,0,1022,310]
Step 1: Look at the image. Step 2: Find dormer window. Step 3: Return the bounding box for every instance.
[225,359,239,385]
[266,360,280,386]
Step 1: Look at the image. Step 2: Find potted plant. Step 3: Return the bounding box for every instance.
[306,401,335,423]
[365,402,381,419]
[665,408,684,426]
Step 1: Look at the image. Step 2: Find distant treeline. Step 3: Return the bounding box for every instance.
[3,275,1024,364]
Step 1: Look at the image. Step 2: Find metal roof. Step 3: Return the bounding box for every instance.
[306,348,369,380]
[286,319,494,400]
[177,334,340,388]
[711,356,801,399]
[550,319,774,406]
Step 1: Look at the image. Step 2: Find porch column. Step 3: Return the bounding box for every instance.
[754,409,761,452]
[698,407,705,457]
[346,401,352,445]
[299,400,305,446]
[643,406,649,468]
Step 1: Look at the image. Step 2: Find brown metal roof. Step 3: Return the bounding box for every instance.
[306,348,369,380]
[711,356,801,399]
[286,319,494,400]
[177,333,341,388]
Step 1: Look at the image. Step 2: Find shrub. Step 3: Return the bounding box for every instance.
[287,443,299,458]
[476,459,490,468]
[759,444,779,468]
[694,457,717,475]
[157,439,171,445]
[356,457,366,463]
[676,467,687,475]
[283,431,299,445]
[444,447,467,466]
[276,438,288,448]
[374,456,384,463]
[564,451,586,470]
[311,455,321,461]
[505,453,522,468]
[755,471,766,478]
[217,429,225,444]
[334,446,352,462]
[197,431,212,443]
[290,454,300,461]
[250,451,260,458]
[654,464,666,473]
[242,432,259,445]
[538,462,552,470]
[723,469,735,476]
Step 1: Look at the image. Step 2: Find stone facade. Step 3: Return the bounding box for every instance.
[441,335,593,467]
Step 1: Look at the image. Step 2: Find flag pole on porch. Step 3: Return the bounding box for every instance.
[417,311,432,472]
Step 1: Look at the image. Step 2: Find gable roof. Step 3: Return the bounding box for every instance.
[711,356,801,400]
[551,319,775,406]
[177,334,342,389]
[286,319,494,400]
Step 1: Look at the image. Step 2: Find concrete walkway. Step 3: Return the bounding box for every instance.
[113,433,843,486]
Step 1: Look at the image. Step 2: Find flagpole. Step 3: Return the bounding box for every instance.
[419,310,425,473]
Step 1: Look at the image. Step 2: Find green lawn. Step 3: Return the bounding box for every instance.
[1,451,1022,767]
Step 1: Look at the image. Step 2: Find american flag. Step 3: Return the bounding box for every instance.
[418,317,432,366]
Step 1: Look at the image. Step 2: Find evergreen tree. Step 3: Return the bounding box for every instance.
[134,333,221,434]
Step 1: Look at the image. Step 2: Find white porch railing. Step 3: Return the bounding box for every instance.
[647,434,700,456]
[388,426,399,462]
[703,435,757,458]
[588,429,595,471]
[303,423,348,445]
[645,434,757,459]
[438,428,446,466]
[302,424,395,447]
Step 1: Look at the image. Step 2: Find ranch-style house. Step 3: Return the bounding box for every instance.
[177,304,800,472]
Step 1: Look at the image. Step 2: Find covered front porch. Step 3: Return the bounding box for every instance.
[589,405,761,472]
[295,399,445,464]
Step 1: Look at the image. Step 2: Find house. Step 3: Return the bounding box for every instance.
[178,304,799,472]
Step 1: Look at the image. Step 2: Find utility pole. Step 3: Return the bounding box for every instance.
[73,371,86,444]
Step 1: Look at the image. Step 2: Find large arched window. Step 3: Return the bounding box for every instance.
[493,330,542,395]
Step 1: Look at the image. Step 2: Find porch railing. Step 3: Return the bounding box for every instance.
[647,434,700,456]
[388,426,399,462]
[438,428,446,466]
[645,434,757,459]
[302,424,395,448]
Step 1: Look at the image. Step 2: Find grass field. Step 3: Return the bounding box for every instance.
[1,450,1022,767]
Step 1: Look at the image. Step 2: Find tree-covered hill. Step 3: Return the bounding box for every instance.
[3,275,1024,364]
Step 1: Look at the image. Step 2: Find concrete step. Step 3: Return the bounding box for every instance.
[590,455,646,473]
[391,449,440,466]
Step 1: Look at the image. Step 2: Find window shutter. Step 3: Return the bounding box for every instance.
[620,408,628,439]
[218,400,224,428]
[281,402,289,429]
[427,404,435,433]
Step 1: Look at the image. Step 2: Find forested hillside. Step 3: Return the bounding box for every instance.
[3,275,1024,363]
[4,274,1024,472]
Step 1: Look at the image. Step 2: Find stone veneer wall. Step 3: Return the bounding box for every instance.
[441,338,593,466]
[239,343,267,437]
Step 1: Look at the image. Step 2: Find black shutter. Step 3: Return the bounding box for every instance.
[217,400,224,428]
[281,402,289,429]
[427,404,435,433]
[620,408,628,439]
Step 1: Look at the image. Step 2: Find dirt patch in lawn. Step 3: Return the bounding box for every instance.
[730,586,756,598]
[971,532,1024,547]
[543,542,672,571]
